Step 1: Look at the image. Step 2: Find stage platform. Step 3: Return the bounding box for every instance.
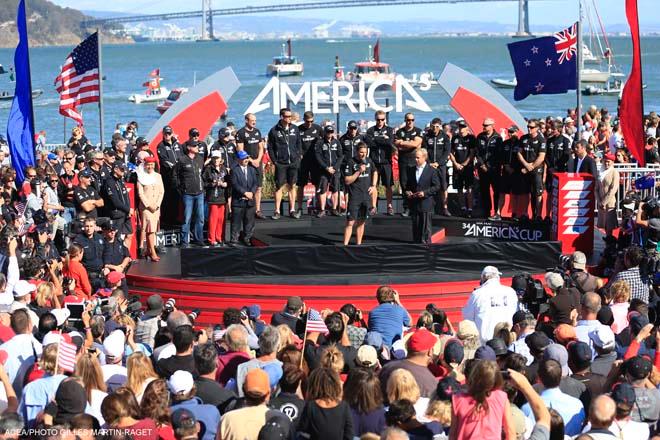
[128,214,561,327]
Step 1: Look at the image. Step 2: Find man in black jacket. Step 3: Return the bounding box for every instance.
[157,125,183,226]
[476,118,504,220]
[102,162,133,248]
[367,110,395,215]
[314,125,343,217]
[230,151,258,246]
[267,108,302,220]
[174,141,205,247]
[405,148,441,244]
[295,111,322,217]
[423,117,451,216]
[567,140,598,177]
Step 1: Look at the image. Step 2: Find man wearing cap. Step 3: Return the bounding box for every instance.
[236,113,265,218]
[73,169,104,218]
[462,265,518,343]
[74,217,105,288]
[367,110,395,216]
[172,408,202,440]
[101,163,133,248]
[517,119,546,220]
[135,294,164,349]
[476,118,504,219]
[157,125,183,225]
[294,111,323,218]
[423,117,451,216]
[545,271,580,325]
[220,368,284,440]
[378,329,438,398]
[589,326,617,376]
[183,128,207,158]
[267,107,303,220]
[567,341,606,411]
[509,310,536,365]
[540,344,587,402]
[608,383,650,438]
[230,150,258,247]
[567,251,604,294]
[450,120,476,217]
[544,120,572,216]
[314,125,343,217]
[622,355,660,426]
[128,136,153,165]
[174,137,205,247]
[101,220,130,277]
[271,296,305,335]
[10,281,39,333]
[395,113,423,217]
[169,370,221,440]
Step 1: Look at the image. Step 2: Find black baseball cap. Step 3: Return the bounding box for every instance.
[113,162,127,171]
[189,128,200,137]
[486,338,509,357]
[625,355,652,380]
[457,120,468,129]
[324,125,335,134]
[103,148,116,157]
[508,125,519,133]
[347,120,358,129]
[163,125,173,134]
[611,383,636,406]
[135,137,148,147]
[525,331,551,352]
[567,341,592,371]
[218,127,230,138]
[512,310,533,326]
[79,169,92,178]
[431,117,442,125]
[101,220,118,231]
[171,408,197,431]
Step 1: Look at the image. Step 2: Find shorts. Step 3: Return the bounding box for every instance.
[297,154,319,187]
[510,171,528,195]
[318,171,340,193]
[453,166,474,191]
[375,163,393,187]
[499,172,513,194]
[545,170,555,192]
[275,161,300,188]
[525,169,545,197]
[347,199,370,221]
[437,165,448,192]
[251,163,263,187]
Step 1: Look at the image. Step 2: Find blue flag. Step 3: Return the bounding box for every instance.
[6,0,35,185]
[507,23,578,101]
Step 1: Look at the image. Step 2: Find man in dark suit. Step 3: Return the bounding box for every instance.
[566,140,598,177]
[230,150,258,246]
[405,148,441,244]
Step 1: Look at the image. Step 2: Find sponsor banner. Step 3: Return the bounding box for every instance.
[440,218,549,242]
[552,173,595,255]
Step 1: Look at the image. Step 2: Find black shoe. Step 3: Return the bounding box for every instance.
[488,214,502,221]
[330,209,340,217]
[290,210,301,219]
[467,210,473,218]
[316,210,326,218]
[243,239,253,247]
[181,242,190,249]
[442,208,451,217]
[271,211,281,220]
[387,206,394,216]
[255,211,266,220]
[400,209,410,217]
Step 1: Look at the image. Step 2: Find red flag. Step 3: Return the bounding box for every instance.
[373,39,380,64]
[149,68,160,77]
[57,339,77,373]
[620,0,645,166]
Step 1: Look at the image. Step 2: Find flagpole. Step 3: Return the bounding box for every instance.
[97,28,105,148]
[576,1,583,141]
[299,316,309,369]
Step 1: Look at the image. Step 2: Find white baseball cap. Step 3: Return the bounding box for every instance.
[103,330,126,359]
[51,308,71,327]
[168,370,194,395]
[481,266,502,277]
[589,326,615,351]
[13,280,36,298]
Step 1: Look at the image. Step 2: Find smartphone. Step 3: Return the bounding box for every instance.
[501,370,511,380]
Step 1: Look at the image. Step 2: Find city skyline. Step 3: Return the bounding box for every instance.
[51,0,659,29]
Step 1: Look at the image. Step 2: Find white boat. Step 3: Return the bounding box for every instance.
[582,80,647,96]
[582,44,600,64]
[0,89,43,101]
[156,87,188,114]
[266,39,304,77]
[491,78,517,89]
[343,39,396,85]
[129,69,170,103]
[491,67,612,90]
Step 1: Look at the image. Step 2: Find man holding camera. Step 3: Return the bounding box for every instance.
[368,286,412,348]
[569,251,604,294]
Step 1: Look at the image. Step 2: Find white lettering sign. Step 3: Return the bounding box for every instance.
[245,76,432,115]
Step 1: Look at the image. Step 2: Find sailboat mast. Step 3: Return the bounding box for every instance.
[576,0,583,140]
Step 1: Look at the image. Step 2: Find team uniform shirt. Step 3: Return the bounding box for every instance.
[423,131,451,166]
[315,138,343,171]
[501,137,519,169]
[518,133,547,173]
[451,134,476,166]
[395,127,423,166]
[74,233,105,273]
[267,122,302,165]
[344,158,376,202]
[103,238,129,267]
[299,124,323,158]
[73,185,101,218]
[157,139,183,175]
[367,125,395,164]
[235,127,263,160]
[475,132,503,171]
[339,133,368,164]
[545,134,572,172]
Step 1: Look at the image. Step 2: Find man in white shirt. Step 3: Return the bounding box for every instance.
[10,280,39,332]
[462,266,518,343]
[0,237,19,306]
[0,309,42,397]
[575,292,609,357]
[101,330,127,392]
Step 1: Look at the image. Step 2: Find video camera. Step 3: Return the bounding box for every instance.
[511,272,546,316]
[642,196,660,219]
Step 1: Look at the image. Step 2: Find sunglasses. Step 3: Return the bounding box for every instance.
[49,180,58,183]
[376,118,385,122]
[283,114,292,118]
[405,119,415,122]
[64,156,74,160]
[27,175,36,178]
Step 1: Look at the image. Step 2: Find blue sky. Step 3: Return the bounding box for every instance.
[53,0,658,28]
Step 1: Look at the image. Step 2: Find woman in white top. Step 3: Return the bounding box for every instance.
[386,368,430,423]
[75,352,108,426]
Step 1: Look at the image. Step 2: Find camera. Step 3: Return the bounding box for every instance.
[643,197,660,219]
[512,272,547,316]
[558,254,572,271]
[188,308,201,323]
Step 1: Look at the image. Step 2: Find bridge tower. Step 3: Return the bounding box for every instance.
[199,0,214,40]
[514,0,532,37]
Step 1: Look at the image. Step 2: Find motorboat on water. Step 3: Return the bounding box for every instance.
[582,78,646,96]
[156,87,188,114]
[129,69,170,103]
[266,39,304,77]
[340,39,396,85]
[0,89,43,101]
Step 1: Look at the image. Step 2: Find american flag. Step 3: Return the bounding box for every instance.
[54,33,100,126]
[57,339,77,373]
[305,309,329,334]
[554,23,578,65]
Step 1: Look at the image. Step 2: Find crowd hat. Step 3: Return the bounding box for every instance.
[625,355,652,380]
[597,306,614,326]
[512,310,534,326]
[248,305,261,319]
[211,150,223,158]
[103,329,126,359]
[630,313,650,336]
[258,414,291,440]
[106,271,125,285]
[567,341,592,371]
[588,326,615,351]
[611,383,636,406]
[347,120,358,129]
[168,370,195,395]
[456,320,479,340]
[366,331,384,349]
[474,345,496,361]
[544,272,565,290]
[171,408,197,431]
[189,128,200,137]
[357,345,379,368]
[571,251,587,270]
[553,324,577,345]
[443,339,464,365]
[457,120,468,129]
[525,331,551,353]
[55,380,87,418]
[483,118,495,126]
[145,294,164,317]
[51,308,71,327]
[407,329,436,352]
[135,137,148,146]
[144,155,157,164]
[13,280,36,298]
[236,150,250,160]
[162,125,173,134]
[481,266,502,278]
[324,125,335,134]
[101,220,118,231]
[543,344,570,376]
[508,125,519,133]
[244,368,270,395]
[486,338,509,357]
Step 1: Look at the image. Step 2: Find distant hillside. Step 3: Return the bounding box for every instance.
[0,0,131,48]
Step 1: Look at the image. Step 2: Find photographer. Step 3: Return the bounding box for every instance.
[340,303,368,349]
[135,294,165,350]
[369,286,412,348]
[609,247,651,303]
[545,272,580,326]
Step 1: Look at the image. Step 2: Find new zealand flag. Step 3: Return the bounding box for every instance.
[507,23,578,101]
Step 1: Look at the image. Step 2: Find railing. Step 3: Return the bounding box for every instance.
[612,163,660,219]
